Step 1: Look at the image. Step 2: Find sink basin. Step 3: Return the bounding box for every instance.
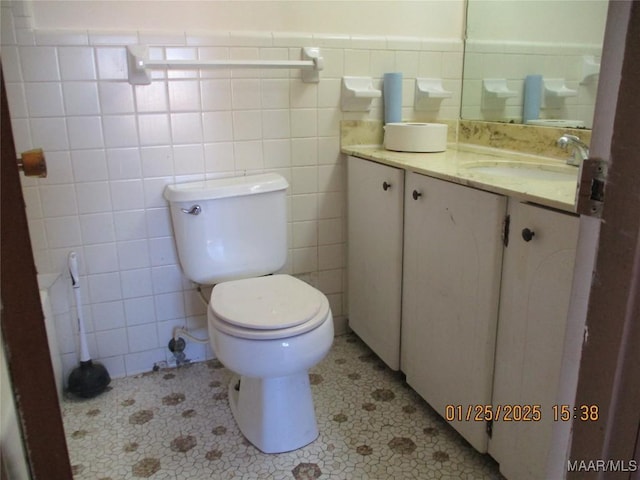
[466,161,578,182]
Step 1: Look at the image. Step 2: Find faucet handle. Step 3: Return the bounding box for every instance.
[557,134,579,148]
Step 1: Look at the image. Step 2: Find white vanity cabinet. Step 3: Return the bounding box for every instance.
[488,201,579,480]
[347,156,405,370]
[401,171,507,453]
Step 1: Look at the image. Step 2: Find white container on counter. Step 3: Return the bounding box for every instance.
[384,122,448,153]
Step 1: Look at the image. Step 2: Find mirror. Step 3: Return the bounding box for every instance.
[461,0,608,128]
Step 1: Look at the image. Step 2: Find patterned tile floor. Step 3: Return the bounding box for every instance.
[62,333,504,479]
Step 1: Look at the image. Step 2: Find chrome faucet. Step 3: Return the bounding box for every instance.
[557,134,589,166]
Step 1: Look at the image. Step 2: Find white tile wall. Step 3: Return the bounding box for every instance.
[2,3,463,378]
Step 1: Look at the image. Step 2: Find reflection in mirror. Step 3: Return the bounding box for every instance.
[461,0,608,128]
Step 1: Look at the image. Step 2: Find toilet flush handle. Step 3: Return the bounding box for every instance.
[181,205,202,215]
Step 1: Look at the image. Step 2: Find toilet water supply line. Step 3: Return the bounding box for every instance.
[171,283,211,345]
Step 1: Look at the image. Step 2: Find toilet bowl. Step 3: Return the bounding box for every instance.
[208,274,334,453]
[164,174,334,453]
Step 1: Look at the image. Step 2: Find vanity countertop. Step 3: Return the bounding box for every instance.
[342,143,579,213]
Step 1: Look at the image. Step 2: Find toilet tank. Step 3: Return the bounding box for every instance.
[164,173,289,284]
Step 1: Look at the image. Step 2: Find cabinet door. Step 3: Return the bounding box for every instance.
[489,201,579,480]
[347,156,404,370]
[401,172,507,453]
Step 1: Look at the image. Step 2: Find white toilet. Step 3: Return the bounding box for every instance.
[164,173,334,454]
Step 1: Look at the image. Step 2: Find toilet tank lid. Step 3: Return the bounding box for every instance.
[164,173,288,203]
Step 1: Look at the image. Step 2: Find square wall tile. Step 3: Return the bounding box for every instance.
[87,272,122,303]
[95,328,129,357]
[143,177,173,208]
[148,237,178,266]
[151,265,184,294]
[80,213,115,245]
[91,300,125,331]
[138,114,171,146]
[204,142,234,173]
[291,138,318,166]
[263,139,291,169]
[317,191,343,219]
[292,221,318,248]
[25,82,64,117]
[173,144,204,175]
[58,47,97,80]
[62,82,100,115]
[22,186,43,219]
[127,323,159,353]
[262,109,290,139]
[344,49,370,76]
[231,79,261,110]
[67,116,104,149]
[290,109,317,137]
[319,243,345,270]
[233,140,263,171]
[318,164,345,193]
[291,166,317,194]
[319,217,344,245]
[5,83,28,118]
[232,110,262,140]
[292,246,318,274]
[171,112,203,144]
[289,80,318,109]
[318,268,343,294]
[110,179,144,211]
[99,82,135,114]
[76,181,112,214]
[84,243,118,274]
[145,208,172,238]
[201,79,232,110]
[318,137,341,165]
[103,115,139,148]
[261,79,289,109]
[141,146,173,177]
[71,149,108,182]
[107,148,142,180]
[37,151,73,185]
[124,296,157,326]
[30,117,69,151]
[203,111,233,142]
[154,292,185,321]
[291,194,318,222]
[117,239,150,270]
[27,219,47,251]
[20,46,60,81]
[40,184,78,217]
[135,81,168,112]
[96,47,128,80]
[114,210,147,241]
[168,80,201,111]
[120,268,153,299]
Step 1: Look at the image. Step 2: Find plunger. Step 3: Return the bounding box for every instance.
[67,252,111,398]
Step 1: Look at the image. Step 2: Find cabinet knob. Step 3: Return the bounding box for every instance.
[522,228,535,242]
[412,190,422,200]
[383,181,391,191]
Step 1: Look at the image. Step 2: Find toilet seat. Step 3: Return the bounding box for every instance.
[209,274,329,340]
